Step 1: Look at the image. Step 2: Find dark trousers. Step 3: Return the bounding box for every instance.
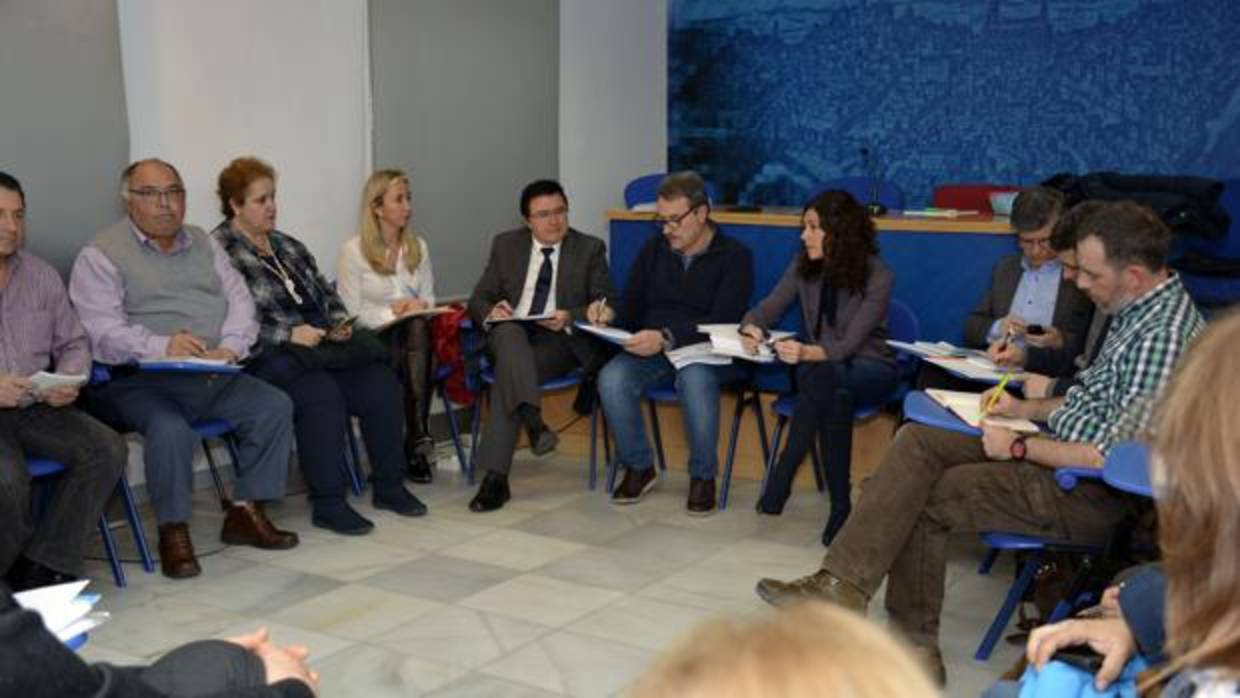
[476,323,583,475]
[255,361,408,501]
[84,373,293,524]
[0,405,127,575]
[763,358,899,508]
[821,424,1133,650]
[381,316,434,455]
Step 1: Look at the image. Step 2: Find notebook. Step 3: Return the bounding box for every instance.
[926,389,1040,433]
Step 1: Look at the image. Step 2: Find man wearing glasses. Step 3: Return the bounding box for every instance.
[597,170,754,516]
[920,187,1093,390]
[465,179,614,512]
[69,159,298,579]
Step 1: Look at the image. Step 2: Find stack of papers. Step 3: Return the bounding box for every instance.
[14,580,109,643]
[28,372,88,391]
[926,389,1041,433]
[888,340,1019,383]
[139,357,240,372]
[698,324,794,363]
[666,342,732,370]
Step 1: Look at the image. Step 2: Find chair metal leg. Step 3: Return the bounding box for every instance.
[117,475,155,573]
[342,425,365,496]
[749,391,770,464]
[978,548,1001,575]
[97,516,126,587]
[588,402,599,490]
[467,389,485,485]
[439,383,469,474]
[718,388,748,510]
[975,549,1044,661]
[200,439,229,511]
[757,416,788,504]
[647,399,667,472]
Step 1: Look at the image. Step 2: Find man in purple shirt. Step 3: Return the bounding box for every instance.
[70,159,298,579]
[0,172,127,592]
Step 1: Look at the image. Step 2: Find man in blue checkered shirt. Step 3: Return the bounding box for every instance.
[754,201,1204,684]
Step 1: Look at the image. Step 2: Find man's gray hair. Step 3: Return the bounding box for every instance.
[657,170,710,210]
[120,158,184,200]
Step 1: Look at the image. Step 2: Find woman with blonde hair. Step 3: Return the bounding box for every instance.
[629,602,940,698]
[337,170,438,482]
[1017,311,1239,695]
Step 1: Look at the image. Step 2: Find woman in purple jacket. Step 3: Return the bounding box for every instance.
[740,190,898,546]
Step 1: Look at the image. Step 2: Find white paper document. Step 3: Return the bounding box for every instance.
[139,357,237,370]
[573,321,633,345]
[925,389,1041,433]
[484,310,557,325]
[374,305,453,331]
[29,371,88,391]
[665,342,732,370]
[923,356,1019,383]
[14,580,110,642]
[699,324,794,363]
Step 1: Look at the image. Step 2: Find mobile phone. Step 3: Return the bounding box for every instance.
[330,316,358,333]
[1027,324,1045,336]
[1052,646,1104,673]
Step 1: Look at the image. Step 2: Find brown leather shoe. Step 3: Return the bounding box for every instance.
[754,568,869,611]
[157,522,201,579]
[220,502,299,550]
[611,467,656,504]
[686,478,716,517]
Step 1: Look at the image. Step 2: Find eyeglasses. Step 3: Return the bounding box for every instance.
[528,206,568,221]
[652,204,701,231]
[128,187,186,204]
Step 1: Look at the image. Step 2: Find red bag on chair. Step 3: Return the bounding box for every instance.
[431,303,475,406]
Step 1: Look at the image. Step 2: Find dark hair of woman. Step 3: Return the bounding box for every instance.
[796,189,878,290]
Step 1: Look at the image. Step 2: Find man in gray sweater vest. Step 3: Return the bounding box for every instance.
[69,159,298,579]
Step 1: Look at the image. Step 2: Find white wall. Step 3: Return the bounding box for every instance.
[559,0,668,239]
[116,0,371,267]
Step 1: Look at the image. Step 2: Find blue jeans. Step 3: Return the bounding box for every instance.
[597,352,743,480]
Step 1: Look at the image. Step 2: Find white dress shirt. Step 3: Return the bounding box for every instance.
[335,235,435,329]
[513,238,561,317]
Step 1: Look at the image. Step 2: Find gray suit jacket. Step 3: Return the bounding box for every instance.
[467,226,614,367]
[962,254,1093,354]
[742,256,895,364]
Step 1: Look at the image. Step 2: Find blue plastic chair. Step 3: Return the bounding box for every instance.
[755,299,918,505]
[809,176,905,212]
[28,458,155,587]
[623,173,720,209]
[460,318,608,489]
[972,444,1151,661]
[603,377,768,510]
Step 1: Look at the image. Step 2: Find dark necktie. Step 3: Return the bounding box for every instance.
[528,246,555,315]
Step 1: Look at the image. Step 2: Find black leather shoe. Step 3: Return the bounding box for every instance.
[4,556,77,592]
[373,485,429,517]
[686,478,717,517]
[611,467,656,504]
[469,472,511,512]
[528,425,559,456]
[407,452,434,484]
[312,500,375,536]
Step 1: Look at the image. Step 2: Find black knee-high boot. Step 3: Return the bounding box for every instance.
[820,388,854,546]
[387,318,435,481]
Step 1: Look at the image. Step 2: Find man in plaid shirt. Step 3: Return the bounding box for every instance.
[754,201,1204,684]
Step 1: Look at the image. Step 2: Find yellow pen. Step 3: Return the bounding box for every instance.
[984,371,1013,416]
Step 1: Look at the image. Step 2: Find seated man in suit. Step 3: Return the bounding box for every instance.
[466,179,614,512]
[0,172,127,592]
[755,201,1204,684]
[993,200,1111,399]
[964,187,1092,358]
[598,171,754,516]
[69,159,298,579]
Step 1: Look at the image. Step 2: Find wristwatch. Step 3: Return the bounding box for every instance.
[1009,435,1028,461]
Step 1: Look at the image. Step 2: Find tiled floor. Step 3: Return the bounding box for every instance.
[78,453,1024,697]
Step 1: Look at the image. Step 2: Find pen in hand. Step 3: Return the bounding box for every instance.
[983,371,1014,416]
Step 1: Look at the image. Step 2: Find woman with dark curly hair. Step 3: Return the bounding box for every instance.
[740,190,898,546]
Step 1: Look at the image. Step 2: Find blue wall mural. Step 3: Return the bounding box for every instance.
[668,0,1240,207]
